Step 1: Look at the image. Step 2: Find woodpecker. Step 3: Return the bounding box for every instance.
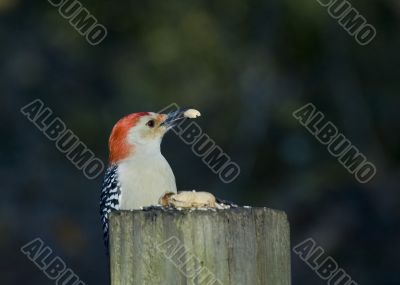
[100,108,200,250]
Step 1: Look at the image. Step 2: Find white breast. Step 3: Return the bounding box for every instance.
[117,153,177,209]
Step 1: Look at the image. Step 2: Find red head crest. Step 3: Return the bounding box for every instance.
[108,112,149,164]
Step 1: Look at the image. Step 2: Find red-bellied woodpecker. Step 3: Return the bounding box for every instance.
[100,108,200,250]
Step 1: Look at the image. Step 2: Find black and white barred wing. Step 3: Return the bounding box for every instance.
[100,165,121,250]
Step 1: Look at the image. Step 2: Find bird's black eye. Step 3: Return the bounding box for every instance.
[146,120,155,128]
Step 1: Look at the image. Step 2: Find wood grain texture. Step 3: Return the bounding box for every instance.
[109,208,290,285]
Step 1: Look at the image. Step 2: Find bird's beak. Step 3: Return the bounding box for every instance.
[160,108,190,129]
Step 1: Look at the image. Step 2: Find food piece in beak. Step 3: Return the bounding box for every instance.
[161,108,201,128]
[184,109,201,118]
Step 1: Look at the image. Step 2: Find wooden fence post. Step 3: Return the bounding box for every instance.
[109,208,290,285]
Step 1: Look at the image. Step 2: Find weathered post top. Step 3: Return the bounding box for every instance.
[109,207,291,285]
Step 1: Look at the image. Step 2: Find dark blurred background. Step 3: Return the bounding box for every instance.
[1,0,399,284]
